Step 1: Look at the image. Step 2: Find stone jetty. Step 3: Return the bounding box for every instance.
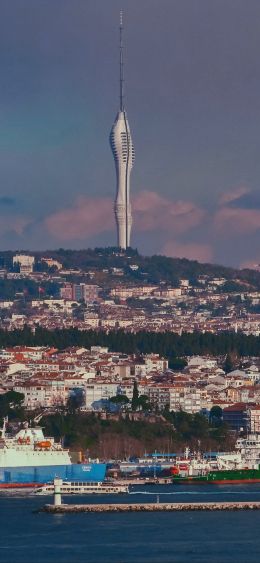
[41,501,260,513]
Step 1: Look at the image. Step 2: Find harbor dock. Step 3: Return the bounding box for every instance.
[41,501,260,513]
[38,478,260,513]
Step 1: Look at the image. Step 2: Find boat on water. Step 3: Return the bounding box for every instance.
[172,467,260,484]
[34,481,129,495]
[0,418,106,489]
[115,435,260,485]
[172,435,260,485]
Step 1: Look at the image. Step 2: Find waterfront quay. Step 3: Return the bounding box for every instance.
[41,501,260,513]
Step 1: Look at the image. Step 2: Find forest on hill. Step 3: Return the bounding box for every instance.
[0,327,259,357]
[0,248,259,288]
[41,411,234,458]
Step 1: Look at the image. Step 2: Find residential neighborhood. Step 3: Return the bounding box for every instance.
[0,251,259,335]
[1,344,260,433]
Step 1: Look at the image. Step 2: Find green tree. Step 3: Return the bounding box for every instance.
[0,390,25,421]
[210,405,223,425]
[224,352,237,374]
[137,394,151,411]
[67,391,84,415]
[109,395,129,408]
[110,394,129,403]
[132,380,139,411]
[168,357,187,371]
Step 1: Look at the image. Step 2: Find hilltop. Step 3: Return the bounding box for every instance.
[1,247,259,289]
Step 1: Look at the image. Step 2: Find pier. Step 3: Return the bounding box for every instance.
[38,478,260,513]
[41,501,260,513]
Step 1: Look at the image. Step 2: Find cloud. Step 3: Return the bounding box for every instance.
[133,190,205,234]
[44,190,206,241]
[0,214,31,236]
[162,240,213,263]
[44,196,113,240]
[214,185,260,235]
[214,206,260,234]
[42,186,258,265]
[239,259,260,270]
[219,186,251,205]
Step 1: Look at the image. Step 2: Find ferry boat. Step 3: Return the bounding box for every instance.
[0,418,106,489]
[34,481,129,495]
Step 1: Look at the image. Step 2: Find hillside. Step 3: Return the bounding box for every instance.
[41,412,235,457]
[1,248,260,289]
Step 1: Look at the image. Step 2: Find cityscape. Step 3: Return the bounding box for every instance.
[0,249,259,335]
[1,2,260,563]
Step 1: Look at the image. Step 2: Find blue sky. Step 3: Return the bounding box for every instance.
[0,0,259,267]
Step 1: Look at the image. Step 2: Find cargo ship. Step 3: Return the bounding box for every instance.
[116,435,260,485]
[0,419,106,489]
[172,467,260,484]
[171,435,260,484]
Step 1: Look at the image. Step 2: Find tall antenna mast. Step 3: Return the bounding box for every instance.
[120,10,124,111]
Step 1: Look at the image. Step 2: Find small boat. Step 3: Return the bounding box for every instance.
[34,481,129,495]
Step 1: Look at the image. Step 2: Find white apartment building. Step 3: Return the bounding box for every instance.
[84,381,119,410]
[14,380,67,409]
[84,380,137,411]
[13,254,35,273]
[134,355,168,376]
[169,388,202,413]
[247,407,260,433]
[146,386,170,411]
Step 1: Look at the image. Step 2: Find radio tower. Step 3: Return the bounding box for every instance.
[110,11,135,250]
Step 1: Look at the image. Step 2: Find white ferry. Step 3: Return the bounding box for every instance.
[34,481,129,495]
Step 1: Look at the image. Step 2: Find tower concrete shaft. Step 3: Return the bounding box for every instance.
[110,12,134,250]
[110,111,134,249]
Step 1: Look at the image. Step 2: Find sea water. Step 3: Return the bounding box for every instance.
[1,484,260,563]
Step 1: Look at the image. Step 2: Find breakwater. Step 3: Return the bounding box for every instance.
[41,501,260,513]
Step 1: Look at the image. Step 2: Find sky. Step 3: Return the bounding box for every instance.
[0,0,259,268]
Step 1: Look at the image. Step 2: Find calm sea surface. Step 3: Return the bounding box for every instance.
[1,484,260,563]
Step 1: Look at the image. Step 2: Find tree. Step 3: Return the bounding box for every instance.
[210,406,223,426]
[110,394,129,404]
[173,411,193,437]
[67,390,84,414]
[0,390,25,421]
[137,394,151,412]
[168,357,187,371]
[132,380,139,411]
[109,395,129,411]
[224,352,238,374]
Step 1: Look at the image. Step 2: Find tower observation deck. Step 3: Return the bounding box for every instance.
[110,12,135,250]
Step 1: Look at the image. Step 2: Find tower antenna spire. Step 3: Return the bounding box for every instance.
[120,10,124,111]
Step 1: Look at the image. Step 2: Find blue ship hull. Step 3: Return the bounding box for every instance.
[0,463,107,487]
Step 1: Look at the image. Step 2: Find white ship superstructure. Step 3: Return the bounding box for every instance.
[0,421,71,468]
[235,433,260,467]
